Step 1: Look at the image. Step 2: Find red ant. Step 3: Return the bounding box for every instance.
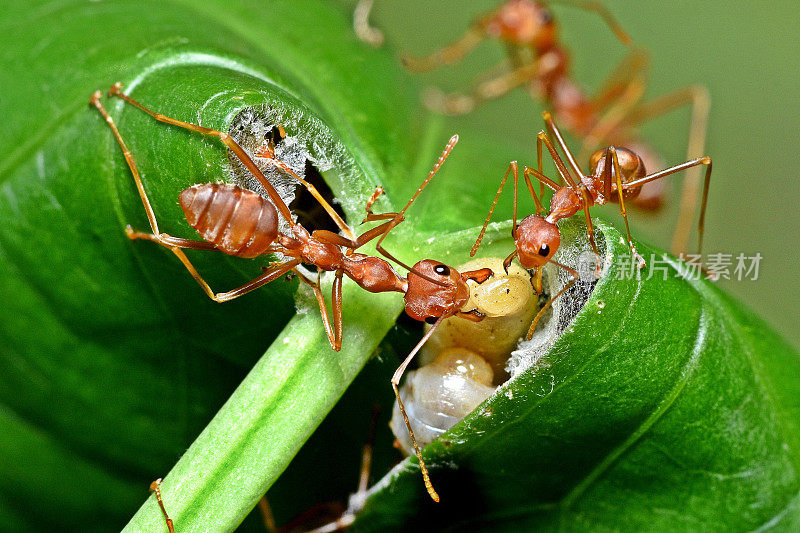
[90,84,492,501]
[402,0,710,255]
[472,110,712,336]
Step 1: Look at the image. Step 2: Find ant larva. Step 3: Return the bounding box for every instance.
[91,84,493,503]
[393,257,539,454]
[472,110,712,336]
[403,0,710,254]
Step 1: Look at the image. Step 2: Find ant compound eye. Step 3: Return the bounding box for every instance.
[538,244,550,257]
[540,8,552,24]
[434,264,450,276]
[425,316,439,325]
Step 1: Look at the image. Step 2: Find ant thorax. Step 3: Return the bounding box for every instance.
[546,187,583,221]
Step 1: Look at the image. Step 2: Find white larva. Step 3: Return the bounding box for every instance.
[391,257,538,455]
[391,347,496,455]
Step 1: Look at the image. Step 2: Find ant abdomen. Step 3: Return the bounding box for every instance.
[391,347,495,455]
[589,147,647,202]
[179,183,279,258]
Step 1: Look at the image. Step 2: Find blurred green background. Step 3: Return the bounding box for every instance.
[351,0,800,348]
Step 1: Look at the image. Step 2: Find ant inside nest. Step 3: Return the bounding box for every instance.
[392,220,604,456]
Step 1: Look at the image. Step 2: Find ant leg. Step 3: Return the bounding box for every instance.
[589,48,649,113]
[257,497,278,532]
[212,258,305,303]
[471,162,520,257]
[91,91,236,254]
[547,0,633,45]
[521,166,552,212]
[578,70,647,164]
[578,187,602,274]
[526,260,579,339]
[149,479,175,533]
[353,0,384,47]
[258,155,356,241]
[105,83,297,226]
[293,268,344,351]
[125,226,219,251]
[503,250,518,274]
[531,267,544,295]
[541,112,585,183]
[90,90,166,237]
[607,148,645,268]
[623,86,710,255]
[400,25,485,73]
[623,156,713,255]
[423,59,540,115]
[391,316,447,503]
[536,130,578,188]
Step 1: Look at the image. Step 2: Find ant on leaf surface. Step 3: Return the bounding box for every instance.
[472,110,712,336]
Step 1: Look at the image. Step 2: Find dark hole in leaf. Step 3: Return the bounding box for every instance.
[290,160,347,235]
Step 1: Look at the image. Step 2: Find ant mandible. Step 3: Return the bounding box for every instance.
[90,84,492,501]
[402,0,710,255]
[472,110,712,336]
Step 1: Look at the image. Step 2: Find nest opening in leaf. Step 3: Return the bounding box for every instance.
[225,103,354,242]
[508,222,605,377]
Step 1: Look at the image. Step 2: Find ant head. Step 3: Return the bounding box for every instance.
[513,214,560,268]
[404,260,473,324]
[484,0,557,50]
[590,147,647,201]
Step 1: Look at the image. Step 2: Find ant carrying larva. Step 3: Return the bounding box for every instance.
[90,83,498,509]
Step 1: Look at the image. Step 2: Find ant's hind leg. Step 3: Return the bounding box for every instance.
[150,479,175,533]
[400,25,485,73]
[423,60,539,115]
[293,268,344,351]
[104,83,297,226]
[607,148,646,268]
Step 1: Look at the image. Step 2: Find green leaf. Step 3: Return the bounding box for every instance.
[351,218,800,532]
[0,1,419,531]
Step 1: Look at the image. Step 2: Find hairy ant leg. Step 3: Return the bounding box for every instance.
[621,85,710,255]
[525,260,579,339]
[622,156,713,255]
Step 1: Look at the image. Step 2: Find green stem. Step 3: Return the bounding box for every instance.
[123,283,403,533]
